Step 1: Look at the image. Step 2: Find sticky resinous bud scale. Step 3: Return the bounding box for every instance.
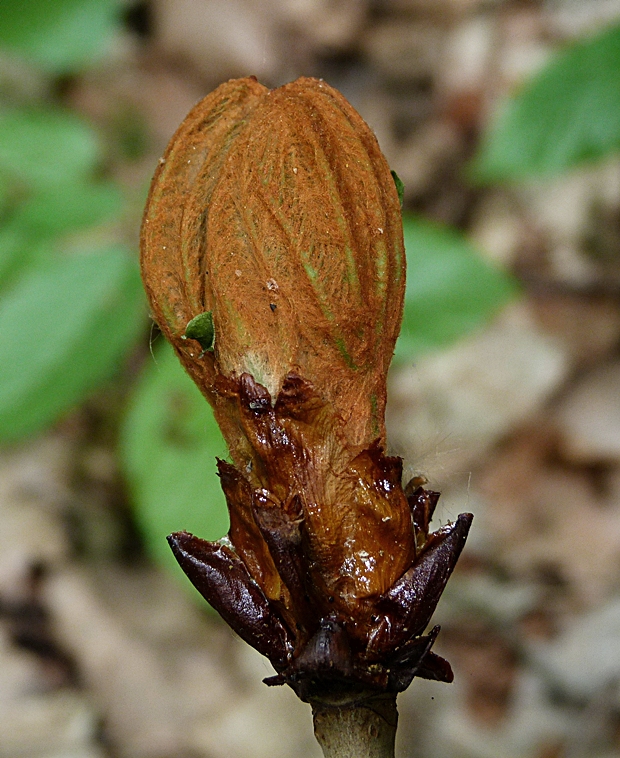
[141,76,472,702]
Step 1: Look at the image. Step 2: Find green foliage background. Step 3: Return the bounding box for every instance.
[5,2,616,570]
[471,23,620,182]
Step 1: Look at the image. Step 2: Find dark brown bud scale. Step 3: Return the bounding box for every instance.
[141,76,473,702]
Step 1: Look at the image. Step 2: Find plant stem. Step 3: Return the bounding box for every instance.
[311,693,398,758]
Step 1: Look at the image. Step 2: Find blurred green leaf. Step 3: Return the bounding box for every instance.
[0,226,56,298]
[12,181,124,237]
[0,246,145,442]
[0,223,29,289]
[0,0,122,74]
[0,174,12,217]
[0,180,124,294]
[120,342,229,569]
[471,23,620,181]
[395,214,517,360]
[0,108,101,190]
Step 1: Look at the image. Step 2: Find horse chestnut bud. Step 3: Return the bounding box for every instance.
[141,77,472,701]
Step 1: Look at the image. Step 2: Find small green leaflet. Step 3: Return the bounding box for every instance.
[391,170,405,208]
[183,311,215,353]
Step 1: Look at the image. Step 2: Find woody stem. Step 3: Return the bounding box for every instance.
[311,694,398,758]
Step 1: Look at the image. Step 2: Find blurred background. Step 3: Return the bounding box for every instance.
[1,1,620,756]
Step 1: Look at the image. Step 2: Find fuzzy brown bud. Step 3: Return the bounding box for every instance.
[141,76,404,451]
[141,76,472,702]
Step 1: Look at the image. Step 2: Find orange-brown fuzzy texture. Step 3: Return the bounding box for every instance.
[142,78,473,700]
[141,76,412,616]
[141,77,404,448]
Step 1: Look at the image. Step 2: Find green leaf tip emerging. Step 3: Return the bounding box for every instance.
[183,311,215,353]
[391,170,405,208]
